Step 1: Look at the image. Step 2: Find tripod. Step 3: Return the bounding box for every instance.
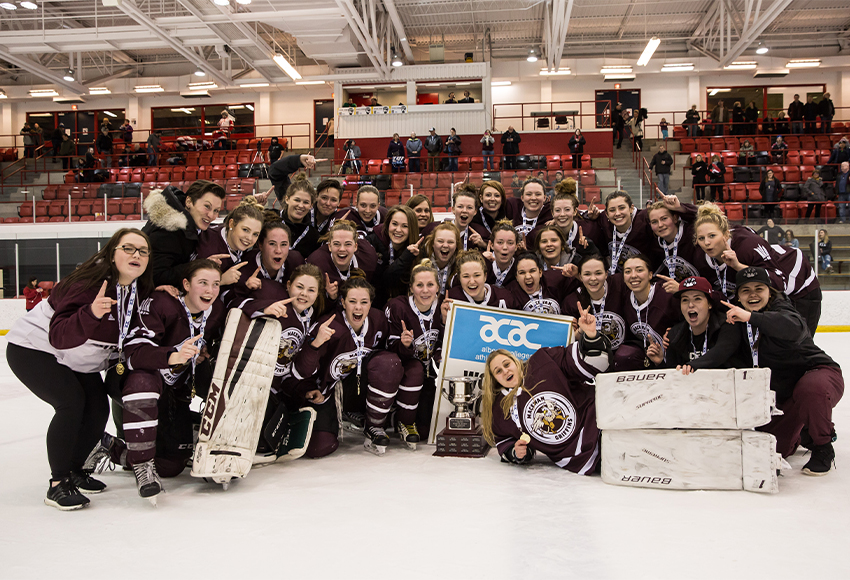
[337,145,358,176]
[247,137,269,180]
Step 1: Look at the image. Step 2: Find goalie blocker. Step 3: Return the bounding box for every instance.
[601,429,780,494]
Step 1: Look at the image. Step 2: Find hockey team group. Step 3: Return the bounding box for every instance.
[6,153,842,510]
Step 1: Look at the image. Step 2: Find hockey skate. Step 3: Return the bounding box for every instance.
[342,411,366,434]
[364,426,389,456]
[82,432,118,474]
[397,423,420,451]
[132,459,162,506]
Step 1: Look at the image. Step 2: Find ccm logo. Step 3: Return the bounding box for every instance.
[479,315,542,350]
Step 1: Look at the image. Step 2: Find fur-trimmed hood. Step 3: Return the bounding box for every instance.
[143,186,189,232]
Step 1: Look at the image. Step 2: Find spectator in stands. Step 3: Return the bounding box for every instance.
[745,101,759,135]
[510,173,522,198]
[770,135,788,163]
[58,132,75,171]
[691,153,708,202]
[444,92,457,104]
[23,276,43,311]
[819,92,835,134]
[628,109,645,151]
[387,133,406,173]
[757,218,785,245]
[147,131,161,167]
[783,229,799,249]
[480,130,495,170]
[129,144,147,167]
[803,169,826,220]
[685,104,700,138]
[814,229,833,273]
[342,97,356,108]
[21,122,34,158]
[369,97,381,107]
[803,95,819,134]
[80,149,97,183]
[649,144,673,195]
[342,139,362,174]
[101,116,111,132]
[406,132,422,173]
[732,101,744,136]
[425,128,442,172]
[119,119,133,144]
[774,111,790,135]
[51,124,65,158]
[659,118,669,140]
[828,138,850,166]
[788,94,805,134]
[614,103,626,147]
[552,170,564,186]
[268,137,284,163]
[31,123,44,150]
[710,100,727,136]
[760,169,784,220]
[569,129,586,169]
[708,154,725,201]
[266,153,325,205]
[459,91,475,104]
[501,126,521,169]
[740,138,755,162]
[838,162,850,223]
[444,128,461,172]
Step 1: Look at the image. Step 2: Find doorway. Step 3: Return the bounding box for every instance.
[596,89,641,128]
[314,99,335,148]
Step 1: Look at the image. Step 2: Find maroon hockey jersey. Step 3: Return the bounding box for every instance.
[385,295,445,367]
[226,249,305,310]
[447,283,515,309]
[197,224,249,273]
[306,241,378,286]
[332,206,389,238]
[504,197,552,239]
[597,207,658,273]
[561,274,630,350]
[621,282,678,356]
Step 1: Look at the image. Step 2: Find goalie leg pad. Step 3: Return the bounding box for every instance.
[601,429,780,494]
[276,407,318,461]
[595,368,774,430]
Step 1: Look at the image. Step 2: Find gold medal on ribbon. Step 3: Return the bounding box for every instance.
[116,362,125,375]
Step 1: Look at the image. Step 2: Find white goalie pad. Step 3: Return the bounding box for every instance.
[595,368,774,430]
[191,309,281,485]
[601,429,780,494]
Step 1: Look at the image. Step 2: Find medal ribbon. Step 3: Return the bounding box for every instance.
[343,314,369,378]
[609,221,634,274]
[492,258,514,287]
[746,322,760,368]
[178,295,211,375]
[116,280,137,358]
[658,221,684,279]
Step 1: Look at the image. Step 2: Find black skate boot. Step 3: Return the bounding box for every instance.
[364,425,390,456]
[70,470,107,494]
[83,432,119,474]
[342,411,366,434]
[397,422,420,451]
[132,459,163,504]
[45,477,90,511]
[802,442,835,476]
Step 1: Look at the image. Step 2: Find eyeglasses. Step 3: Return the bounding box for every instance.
[117,245,150,258]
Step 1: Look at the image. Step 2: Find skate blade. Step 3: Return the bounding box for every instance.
[147,496,158,507]
[343,421,364,434]
[403,441,418,451]
[363,439,387,456]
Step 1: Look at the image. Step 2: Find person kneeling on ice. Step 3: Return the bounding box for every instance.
[480,304,611,473]
[293,276,404,457]
[679,267,843,476]
[98,260,226,502]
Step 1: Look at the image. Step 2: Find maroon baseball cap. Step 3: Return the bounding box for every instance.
[673,276,724,306]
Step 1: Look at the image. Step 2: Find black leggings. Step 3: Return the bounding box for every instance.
[6,343,109,480]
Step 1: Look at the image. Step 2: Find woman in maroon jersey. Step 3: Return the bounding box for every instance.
[307,220,378,301]
[406,194,435,231]
[645,196,701,288]
[385,260,446,448]
[483,219,520,288]
[421,185,489,251]
[506,177,552,240]
[480,303,611,474]
[424,222,461,295]
[597,190,656,274]
[693,202,821,335]
[228,221,305,310]
[294,277,404,457]
[197,195,264,292]
[367,205,422,305]
[311,179,343,237]
[6,228,153,510]
[332,185,388,237]
[447,250,514,308]
[121,259,226,501]
[530,184,600,264]
[620,254,677,370]
[473,180,508,235]
[507,252,567,314]
[279,174,322,257]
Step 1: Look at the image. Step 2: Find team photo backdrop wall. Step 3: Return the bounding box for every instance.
[428,303,575,444]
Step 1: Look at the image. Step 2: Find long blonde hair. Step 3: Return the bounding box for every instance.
[693,201,730,244]
[481,349,530,446]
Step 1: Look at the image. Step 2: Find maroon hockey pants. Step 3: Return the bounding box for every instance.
[395,359,425,425]
[122,370,165,466]
[759,365,844,457]
[364,351,404,428]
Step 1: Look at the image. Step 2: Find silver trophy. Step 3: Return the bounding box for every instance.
[441,376,482,431]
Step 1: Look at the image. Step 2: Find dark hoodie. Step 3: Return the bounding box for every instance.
[268,138,284,163]
[664,307,747,369]
[142,185,199,287]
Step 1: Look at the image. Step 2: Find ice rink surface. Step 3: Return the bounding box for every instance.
[1,335,849,580]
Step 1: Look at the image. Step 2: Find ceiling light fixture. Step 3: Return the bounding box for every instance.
[21,1,38,9]
[0,3,17,10]
[194,68,206,77]
[135,84,164,93]
[246,104,254,111]
[235,0,250,4]
[239,82,269,88]
[103,111,117,118]
[188,81,217,89]
[708,88,731,96]
[89,87,111,95]
[273,53,302,81]
[786,59,820,68]
[391,48,403,67]
[527,49,538,63]
[636,37,661,66]
[491,81,511,86]
[539,68,571,76]
[213,0,229,5]
[601,65,632,74]
[63,69,75,82]
[604,74,635,81]
[756,43,769,55]
[723,61,757,70]
[0,89,7,99]
[295,80,325,85]
[661,63,694,72]
[30,89,59,97]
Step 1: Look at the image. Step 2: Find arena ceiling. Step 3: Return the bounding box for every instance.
[0,0,848,92]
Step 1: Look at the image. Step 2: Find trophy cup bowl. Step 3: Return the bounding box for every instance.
[434,376,489,458]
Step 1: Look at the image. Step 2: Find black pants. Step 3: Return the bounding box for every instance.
[805,202,822,220]
[503,155,516,170]
[6,343,109,481]
[572,155,581,169]
[633,136,643,152]
[791,288,822,338]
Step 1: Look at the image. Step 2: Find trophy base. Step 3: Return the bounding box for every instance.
[433,427,490,458]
